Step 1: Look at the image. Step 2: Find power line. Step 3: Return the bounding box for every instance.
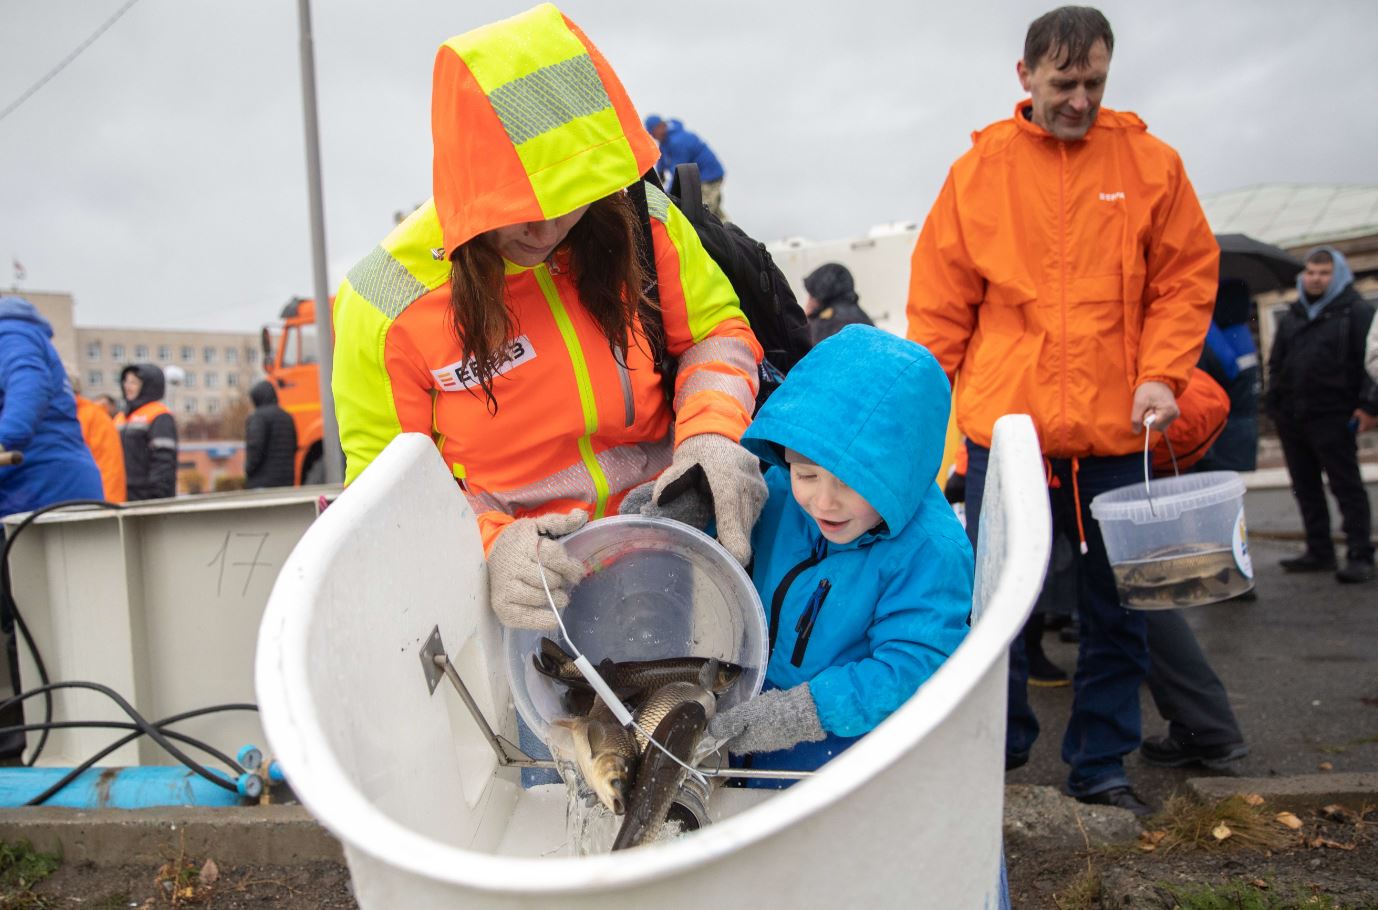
[0,0,145,125]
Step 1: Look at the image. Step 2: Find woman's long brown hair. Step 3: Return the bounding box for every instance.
[448,191,657,414]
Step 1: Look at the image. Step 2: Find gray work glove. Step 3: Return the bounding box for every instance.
[706,684,827,755]
[618,433,765,566]
[486,510,588,630]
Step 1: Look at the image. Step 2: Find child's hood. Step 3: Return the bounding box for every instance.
[741,324,952,537]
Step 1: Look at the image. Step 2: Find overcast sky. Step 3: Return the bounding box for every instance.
[1,0,1374,332]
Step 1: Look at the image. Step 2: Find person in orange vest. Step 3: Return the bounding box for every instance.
[907,7,1219,815]
[67,369,126,502]
[331,5,765,630]
[117,364,177,501]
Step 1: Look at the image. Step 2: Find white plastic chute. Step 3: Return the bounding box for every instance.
[255,414,1049,908]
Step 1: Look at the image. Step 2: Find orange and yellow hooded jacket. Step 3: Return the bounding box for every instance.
[907,102,1220,459]
[331,4,761,552]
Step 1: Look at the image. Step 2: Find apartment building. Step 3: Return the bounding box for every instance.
[76,326,262,418]
[11,289,263,418]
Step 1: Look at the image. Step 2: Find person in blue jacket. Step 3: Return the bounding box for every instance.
[708,324,973,773]
[0,296,103,518]
[643,114,728,221]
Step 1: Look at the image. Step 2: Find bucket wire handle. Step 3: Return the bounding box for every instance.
[1142,414,1157,517]
[535,541,709,789]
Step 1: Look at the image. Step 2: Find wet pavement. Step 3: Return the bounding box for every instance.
[1006,483,1378,810]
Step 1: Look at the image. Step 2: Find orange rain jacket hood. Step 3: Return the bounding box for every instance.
[907,101,1220,459]
[430,5,660,258]
[331,5,760,551]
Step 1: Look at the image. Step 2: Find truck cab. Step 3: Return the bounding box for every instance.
[261,297,326,484]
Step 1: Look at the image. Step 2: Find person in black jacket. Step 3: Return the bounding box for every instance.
[1265,247,1378,583]
[244,380,298,488]
[803,263,873,344]
[118,364,178,500]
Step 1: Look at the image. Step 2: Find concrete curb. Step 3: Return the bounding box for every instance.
[1186,772,1378,812]
[0,804,343,866]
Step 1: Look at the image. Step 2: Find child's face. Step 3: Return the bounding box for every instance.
[789,462,881,545]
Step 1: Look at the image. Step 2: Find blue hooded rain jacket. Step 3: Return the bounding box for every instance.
[740,324,973,772]
[0,296,103,516]
[649,118,724,184]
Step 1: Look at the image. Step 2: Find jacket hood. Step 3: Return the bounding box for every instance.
[121,363,166,410]
[742,325,952,536]
[249,380,278,407]
[430,3,660,258]
[0,295,52,336]
[1297,246,1354,318]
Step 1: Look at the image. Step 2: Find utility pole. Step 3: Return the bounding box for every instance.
[296,0,343,484]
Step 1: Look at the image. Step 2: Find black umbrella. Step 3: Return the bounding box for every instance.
[1215,233,1303,295]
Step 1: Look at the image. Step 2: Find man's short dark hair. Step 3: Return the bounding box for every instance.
[1024,6,1114,71]
[1306,249,1334,266]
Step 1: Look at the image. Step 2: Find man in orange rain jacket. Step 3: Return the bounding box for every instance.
[332,5,764,630]
[908,7,1219,815]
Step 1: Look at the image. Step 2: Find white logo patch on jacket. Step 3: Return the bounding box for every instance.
[431,336,536,391]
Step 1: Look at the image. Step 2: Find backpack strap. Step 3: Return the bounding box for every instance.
[673,163,703,223]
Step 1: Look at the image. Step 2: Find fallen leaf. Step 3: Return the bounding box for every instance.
[200,858,219,885]
[1242,793,1265,807]
[1318,761,1334,772]
[1276,811,1304,830]
[1212,823,1233,841]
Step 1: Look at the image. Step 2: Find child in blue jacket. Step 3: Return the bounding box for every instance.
[708,324,973,773]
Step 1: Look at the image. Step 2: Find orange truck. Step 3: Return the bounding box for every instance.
[260,297,327,484]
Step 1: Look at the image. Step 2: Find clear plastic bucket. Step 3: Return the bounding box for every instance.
[504,515,767,741]
[1089,471,1253,610]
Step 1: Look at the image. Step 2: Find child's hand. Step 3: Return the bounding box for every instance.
[707,684,826,754]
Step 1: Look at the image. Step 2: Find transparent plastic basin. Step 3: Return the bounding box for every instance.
[504,516,767,740]
[1090,471,1253,610]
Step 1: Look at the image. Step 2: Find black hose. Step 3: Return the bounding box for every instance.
[1,499,124,764]
[4,703,259,805]
[1,682,243,793]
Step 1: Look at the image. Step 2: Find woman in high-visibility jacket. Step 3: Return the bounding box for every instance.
[332,4,765,629]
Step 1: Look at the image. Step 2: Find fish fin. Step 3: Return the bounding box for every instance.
[698,659,720,690]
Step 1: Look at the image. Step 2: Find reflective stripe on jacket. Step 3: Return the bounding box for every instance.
[907,102,1219,459]
[331,5,760,551]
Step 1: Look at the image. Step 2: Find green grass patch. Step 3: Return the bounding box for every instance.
[1165,878,1366,909]
[0,839,61,909]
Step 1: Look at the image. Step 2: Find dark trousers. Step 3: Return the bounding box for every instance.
[1275,415,1374,562]
[966,442,1148,796]
[1144,610,1243,747]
